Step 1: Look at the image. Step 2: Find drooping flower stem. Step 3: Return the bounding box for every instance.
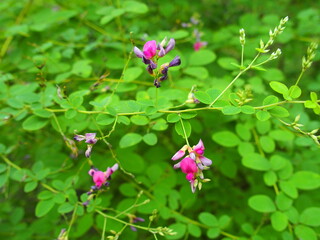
[179,117,190,147]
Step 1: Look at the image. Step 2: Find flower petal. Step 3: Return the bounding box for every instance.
[169,56,181,67]
[165,38,175,54]
[133,46,144,58]
[74,134,85,141]
[199,156,212,166]
[143,40,157,59]
[171,150,185,160]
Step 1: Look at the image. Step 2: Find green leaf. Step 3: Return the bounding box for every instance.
[194,91,212,104]
[263,95,279,108]
[24,181,38,193]
[212,131,240,147]
[58,202,74,214]
[279,181,298,199]
[100,8,125,24]
[271,211,288,232]
[260,136,275,153]
[119,133,142,148]
[256,110,271,121]
[248,194,276,213]
[188,224,201,237]
[270,81,288,94]
[96,114,115,125]
[180,112,197,119]
[189,50,216,66]
[167,113,180,123]
[263,171,277,186]
[222,106,241,115]
[184,67,209,79]
[71,60,92,78]
[299,207,320,227]
[269,130,294,142]
[291,171,320,190]
[207,228,220,239]
[236,123,251,141]
[143,133,157,146]
[123,67,143,82]
[35,199,55,217]
[270,155,287,171]
[276,192,293,211]
[242,153,271,171]
[269,106,289,117]
[65,109,77,119]
[241,105,255,114]
[217,57,238,70]
[123,1,148,14]
[166,223,186,240]
[130,115,149,126]
[0,163,6,173]
[294,225,317,240]
[310,92,318,102]
[175,120,191,138]
[288,85,301,99]
[22,116,48,131]
[199,212,219,227]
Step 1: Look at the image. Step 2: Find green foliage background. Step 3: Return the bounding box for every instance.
[0,0,320,239]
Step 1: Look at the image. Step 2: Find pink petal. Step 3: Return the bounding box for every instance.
[88,169,95,176]
[143,40,157,59]
[171,150,185,160]
[186,173,194,181]
[173,162,181,169]
[180,157,197,174]
[93,171,106,187]
[193,139,204,155]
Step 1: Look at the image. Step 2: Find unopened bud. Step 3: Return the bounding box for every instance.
[239,28,245,45]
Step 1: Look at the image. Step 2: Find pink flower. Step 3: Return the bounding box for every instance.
[88,163,119,189]
[171,140,212,193]
[180,157,198,181]
[143,40,157,59]
[193,41,207,51]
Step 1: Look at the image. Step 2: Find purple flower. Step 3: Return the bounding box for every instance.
[74,133,98,158]
[130,216,145,231]
[74,133,98,144]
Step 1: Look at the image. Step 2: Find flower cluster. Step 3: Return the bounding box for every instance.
[171,140,212,193]
[88,163,119,191]
[134,38,181,87]
[181,16,207,51]
[74,133,98,158]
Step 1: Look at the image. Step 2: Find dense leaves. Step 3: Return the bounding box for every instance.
[0,0,319,240]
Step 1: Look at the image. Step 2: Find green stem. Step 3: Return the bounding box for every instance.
[101,217,107,240]
[241,45,244,67]
[294,69,305,87]
[1,154,21,170]
[209,52,261,107]
[66,204,78,238]
[179,117,190,146]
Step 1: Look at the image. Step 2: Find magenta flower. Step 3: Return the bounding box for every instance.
[143,40,157,59]
[171,139,212,193]
[88,163,118,189]
[193,41,207,51]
